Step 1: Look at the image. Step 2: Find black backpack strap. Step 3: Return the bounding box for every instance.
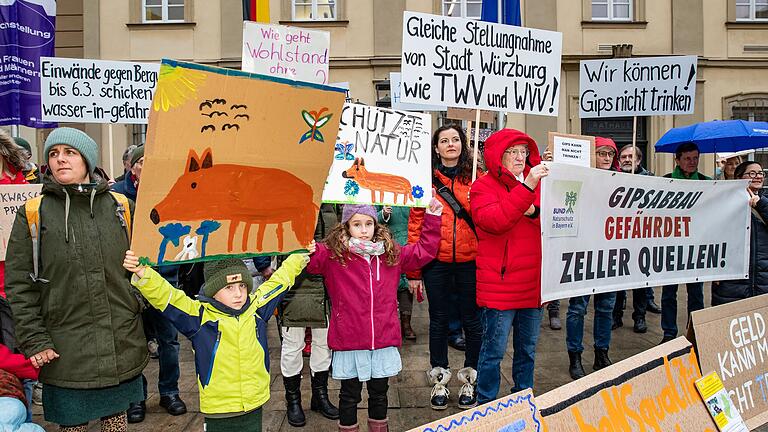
[432,177,477,236]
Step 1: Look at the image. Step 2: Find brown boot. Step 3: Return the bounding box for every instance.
[338,422,359,431]
[401,314,416,340]
[368,418,389,432]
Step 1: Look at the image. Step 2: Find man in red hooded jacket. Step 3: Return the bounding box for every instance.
[470,129,549,404]
[564,137,620,380]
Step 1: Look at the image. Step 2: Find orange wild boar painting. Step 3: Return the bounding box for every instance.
[150,148,317,253]
[130,59,345,265]
[342,158,413,205]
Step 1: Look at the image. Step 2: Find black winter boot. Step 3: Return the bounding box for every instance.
[311,370,339,420]
[594,349,612,371]
[284,374,306,427]
[568,351,586,380]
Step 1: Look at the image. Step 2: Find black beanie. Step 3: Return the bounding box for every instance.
[203,258,253,298]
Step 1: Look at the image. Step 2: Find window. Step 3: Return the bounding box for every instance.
[442,0,482,20]
[131,125,147,147]
[736,0,768,20]
[292,0,337,21]
[591,0,632,21]
[143,0,184,23]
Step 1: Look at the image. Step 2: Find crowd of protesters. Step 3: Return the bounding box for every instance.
[0,122,765,432]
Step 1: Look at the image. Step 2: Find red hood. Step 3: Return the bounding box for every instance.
[595,136,621,171]
[483,129,541,187]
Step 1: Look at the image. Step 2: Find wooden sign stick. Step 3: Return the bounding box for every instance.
[631,115,637,171]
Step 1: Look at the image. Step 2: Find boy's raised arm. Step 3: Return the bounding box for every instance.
[132,267,204,338]
[252,253,309,308]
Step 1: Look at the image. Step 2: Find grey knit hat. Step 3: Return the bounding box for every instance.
[44,127,98,174]
[203,258,253,298]
[341,204,378,224]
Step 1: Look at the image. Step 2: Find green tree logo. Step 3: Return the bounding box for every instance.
[565,191,578,214]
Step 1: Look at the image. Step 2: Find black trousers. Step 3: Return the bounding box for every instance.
[339,377,388,426]
[613,289,648,322]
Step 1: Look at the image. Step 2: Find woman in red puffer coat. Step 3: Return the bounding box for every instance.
[469,129,549,405]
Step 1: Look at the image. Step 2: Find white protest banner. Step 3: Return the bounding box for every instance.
[540,163,750,301]
[400,11,562,115]
[547,132,595,168]
[390,72,446,112]
[40,57,159,124]
[321,103,432,206]
[690,296,768,429]
[0,184,42,260]
[579,55,697,118]
[242,21,330,84]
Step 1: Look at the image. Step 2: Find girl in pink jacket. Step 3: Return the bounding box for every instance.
[307,200,442,432]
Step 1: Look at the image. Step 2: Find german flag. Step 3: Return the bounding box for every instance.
[242,0,270,22]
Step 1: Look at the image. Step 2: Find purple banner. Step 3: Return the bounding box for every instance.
[0,0,56,128]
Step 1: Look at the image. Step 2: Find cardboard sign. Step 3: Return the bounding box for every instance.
[546,132,595,168]
[579,55,697,118]
[407,389,542,432]
[0,184,42,261]
[39,57,159,124]
[390,72,446,112]
[690,295,768,429]
[695,372,749,432]
[538,337,716,431]
[539,163,750,302]
[400,11,562,115]
[131,59,345,265]
[321,103,432,206]
[241,21,330,84]
[447,107,495,123]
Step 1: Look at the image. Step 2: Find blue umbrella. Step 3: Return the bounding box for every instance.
[655,120,768,153]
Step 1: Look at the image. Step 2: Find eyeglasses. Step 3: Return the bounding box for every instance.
[596,151,616,158]
[744,171,765,178]
[504,148,529,158]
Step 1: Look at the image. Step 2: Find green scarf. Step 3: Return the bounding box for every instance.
[671,166,712,180]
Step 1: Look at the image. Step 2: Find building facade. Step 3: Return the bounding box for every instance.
[12,0,768,177]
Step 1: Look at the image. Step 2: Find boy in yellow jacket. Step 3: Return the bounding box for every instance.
[123,245,313,432]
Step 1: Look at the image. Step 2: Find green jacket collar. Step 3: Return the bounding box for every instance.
[671,166,711,180]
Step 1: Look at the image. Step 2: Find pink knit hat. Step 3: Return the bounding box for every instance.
[342,204,378,224]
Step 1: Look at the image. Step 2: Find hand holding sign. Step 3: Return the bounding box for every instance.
[748,188,760,208]
[524,163,550,190]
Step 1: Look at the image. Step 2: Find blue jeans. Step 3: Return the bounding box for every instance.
[661,283,704,339]
[140,306,181,399]
[566,293,617,353]
[22,379,34,422]
[476,307,542,404]
[423,261,482,369]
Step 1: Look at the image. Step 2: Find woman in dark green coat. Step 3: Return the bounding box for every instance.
[6,128,147,431]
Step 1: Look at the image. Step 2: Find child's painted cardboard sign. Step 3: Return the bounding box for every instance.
[132,59,345,265]
[321,103,432,207]
[689,295,768,429]
[0,184,42,261]
[538,337,716,431]
[242,21,330,84]
[406,389,543,432]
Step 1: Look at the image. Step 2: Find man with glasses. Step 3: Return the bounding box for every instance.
[611,145,661,335]
[659,142,711,345]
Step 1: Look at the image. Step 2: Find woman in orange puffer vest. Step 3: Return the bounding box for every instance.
[407,124,482,411]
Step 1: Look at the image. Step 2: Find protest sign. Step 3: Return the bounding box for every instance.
[330,82,352,102]
[546,132,595,168]
[321,103,432,206]
[579,55,697,118]
[407,389,542,432]
[242,21,330,84]
[40,57,159,124]
[131,59,345,266]
[540,163,750,302]
[695,372,749,432]
[538,337,716,432]
[400,11,562,115]
[0,184,42,261]
[390,72,446,112]
[0,0,56,128]
[690,295,768,429]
